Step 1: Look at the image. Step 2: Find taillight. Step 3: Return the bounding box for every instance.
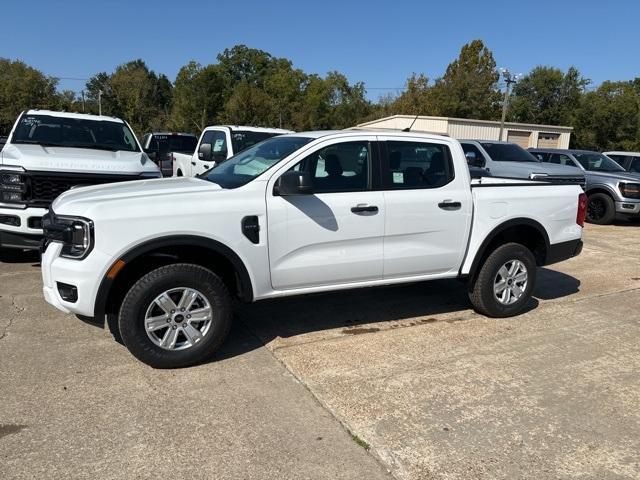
[577,192,587,227]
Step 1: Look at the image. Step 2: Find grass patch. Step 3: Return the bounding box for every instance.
[350,432,370,451]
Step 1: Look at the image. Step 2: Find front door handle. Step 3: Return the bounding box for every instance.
[438,200,461,211]
[351,204,379,214]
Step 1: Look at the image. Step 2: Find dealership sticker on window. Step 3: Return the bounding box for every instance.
[393,172,404,184]
[213,139,225,152]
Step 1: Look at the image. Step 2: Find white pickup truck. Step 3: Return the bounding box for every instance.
[41,130,586,368]
[0,110,161,250]
[172,125,292,177]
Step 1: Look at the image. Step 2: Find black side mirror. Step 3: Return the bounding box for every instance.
[212,149,228,162]
[275,171,314,196]
[465,151,484,168]
[198,143,212,161]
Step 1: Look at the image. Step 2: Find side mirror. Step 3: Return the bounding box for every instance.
[275,171,314,196]
[198,143,212,161]
[212,149,228,162]
[465,151,484,167]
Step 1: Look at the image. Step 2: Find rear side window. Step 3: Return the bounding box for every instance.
[530,151,549,162]
[481,142,539,162]
[231,131,280,153]
[383,141,454,189]
[549,153,575,166]
[629,157,640,173]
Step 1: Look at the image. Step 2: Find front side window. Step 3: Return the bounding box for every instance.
[573,153,625,172]
[530,151,549,162]
[383,141,454,189]
[629,157,640,173]
[291,141,370,193]
[204,136,312,189]
[11,114,139,152]
[549,153,576,166]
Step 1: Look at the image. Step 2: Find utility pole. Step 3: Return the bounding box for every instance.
[81,91,85,112]
[498,68,519,141]
[98,90,102,116]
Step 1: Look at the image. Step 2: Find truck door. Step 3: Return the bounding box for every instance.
[194,129,228,175]
[266,136,384,289]
[379,137,472,278]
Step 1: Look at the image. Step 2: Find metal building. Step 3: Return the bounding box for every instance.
[356,115,572,149]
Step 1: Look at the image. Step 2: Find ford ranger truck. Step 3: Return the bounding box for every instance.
[41,131,586,368]
[172,125,293,177]
[0,110,161,250]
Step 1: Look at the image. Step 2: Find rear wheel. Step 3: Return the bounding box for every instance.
[586,193,615,224]
[118,263,232,368]
[469,243,537,318]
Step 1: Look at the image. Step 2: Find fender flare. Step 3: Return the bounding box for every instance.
[465,218,550,280]
[94,235,254,318]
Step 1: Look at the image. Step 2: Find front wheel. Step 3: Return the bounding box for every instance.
[118,264,232,368]
[468,243,537,318]
[586,193,615,224]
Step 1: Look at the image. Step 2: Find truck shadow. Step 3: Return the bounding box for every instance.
[214,267,580,362]
[0,249,40,266]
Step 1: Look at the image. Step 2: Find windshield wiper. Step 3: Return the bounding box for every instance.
[12,140,65,147]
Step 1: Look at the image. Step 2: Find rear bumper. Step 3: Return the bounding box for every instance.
[545,239,583,266]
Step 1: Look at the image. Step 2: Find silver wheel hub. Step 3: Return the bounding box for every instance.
[493,260,528,305]
[144,287,213,351]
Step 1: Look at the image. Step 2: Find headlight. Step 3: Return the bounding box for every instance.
[619,182,640,199]
[43,214,94,259]
[0,170,26,204]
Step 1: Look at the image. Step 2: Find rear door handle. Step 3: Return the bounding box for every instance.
[438,201,461,211]
[351,204,379,214]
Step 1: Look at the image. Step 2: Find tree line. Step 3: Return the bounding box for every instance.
[1,41,639,151]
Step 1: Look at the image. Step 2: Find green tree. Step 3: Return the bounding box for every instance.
[430,39,501,119]
[383,73,433,116]
[508,66,589,126]
[573,80,640,150]
[0,58,59,134]
[221,80,276,125]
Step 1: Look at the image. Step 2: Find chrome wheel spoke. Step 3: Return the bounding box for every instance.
[146,314,169,331]
[182,323,203,346]
[156,293,177,314]
[189,306,211,323]
[514,271,527,283]
[178,289,198,311]
[498,266,509,280]
[160,327,179,349]
[495,279,508,293]
[511,283,523,298]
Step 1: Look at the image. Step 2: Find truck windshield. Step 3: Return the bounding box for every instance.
[481,142,539,162]
[231,130,283,153]
[573,153,626,172]
[11,114,140,152]
[204,136,312,189]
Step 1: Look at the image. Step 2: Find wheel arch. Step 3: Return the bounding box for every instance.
[465,218,550,283]
[586,184,617,199]
[94,235,254,319]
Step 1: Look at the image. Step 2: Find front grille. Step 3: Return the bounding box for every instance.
[24,172,141,207]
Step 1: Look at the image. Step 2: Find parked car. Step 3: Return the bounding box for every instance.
[460,140,585,187]
[529,148,640,224]
[604,151,640,173]
[173,125,293,177]
[140,132,197,177]
[0,110,161,251]
[41,130,585,368]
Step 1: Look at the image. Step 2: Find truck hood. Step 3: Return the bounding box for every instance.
[1,143,159,175]
[52,177,221,213]
[586,170,640,183]
[505,161,583,177]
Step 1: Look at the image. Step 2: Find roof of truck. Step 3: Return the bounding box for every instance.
[24,109,125,123]
[282,130,452,141]
[203,125,294,134]
[603,150,640,156]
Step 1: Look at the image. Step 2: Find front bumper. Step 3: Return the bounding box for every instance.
[0,206,48,248]
[41,242,112,317]
[545,239,583,266]
[615,200,640,216]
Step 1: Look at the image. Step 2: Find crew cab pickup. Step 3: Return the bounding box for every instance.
[173,125,292,177]
[460,140,585,188]
[140,132,197,177]
[0,110,161,250]
[41,131,585,368]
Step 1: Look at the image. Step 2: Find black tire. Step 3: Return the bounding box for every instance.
[118,263,232,368]
[468,242,537,318]
[586,193,615,225]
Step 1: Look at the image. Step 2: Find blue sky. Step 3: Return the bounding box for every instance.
[1,0,638,100]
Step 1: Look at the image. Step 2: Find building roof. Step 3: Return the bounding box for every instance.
[358,114,573,132]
